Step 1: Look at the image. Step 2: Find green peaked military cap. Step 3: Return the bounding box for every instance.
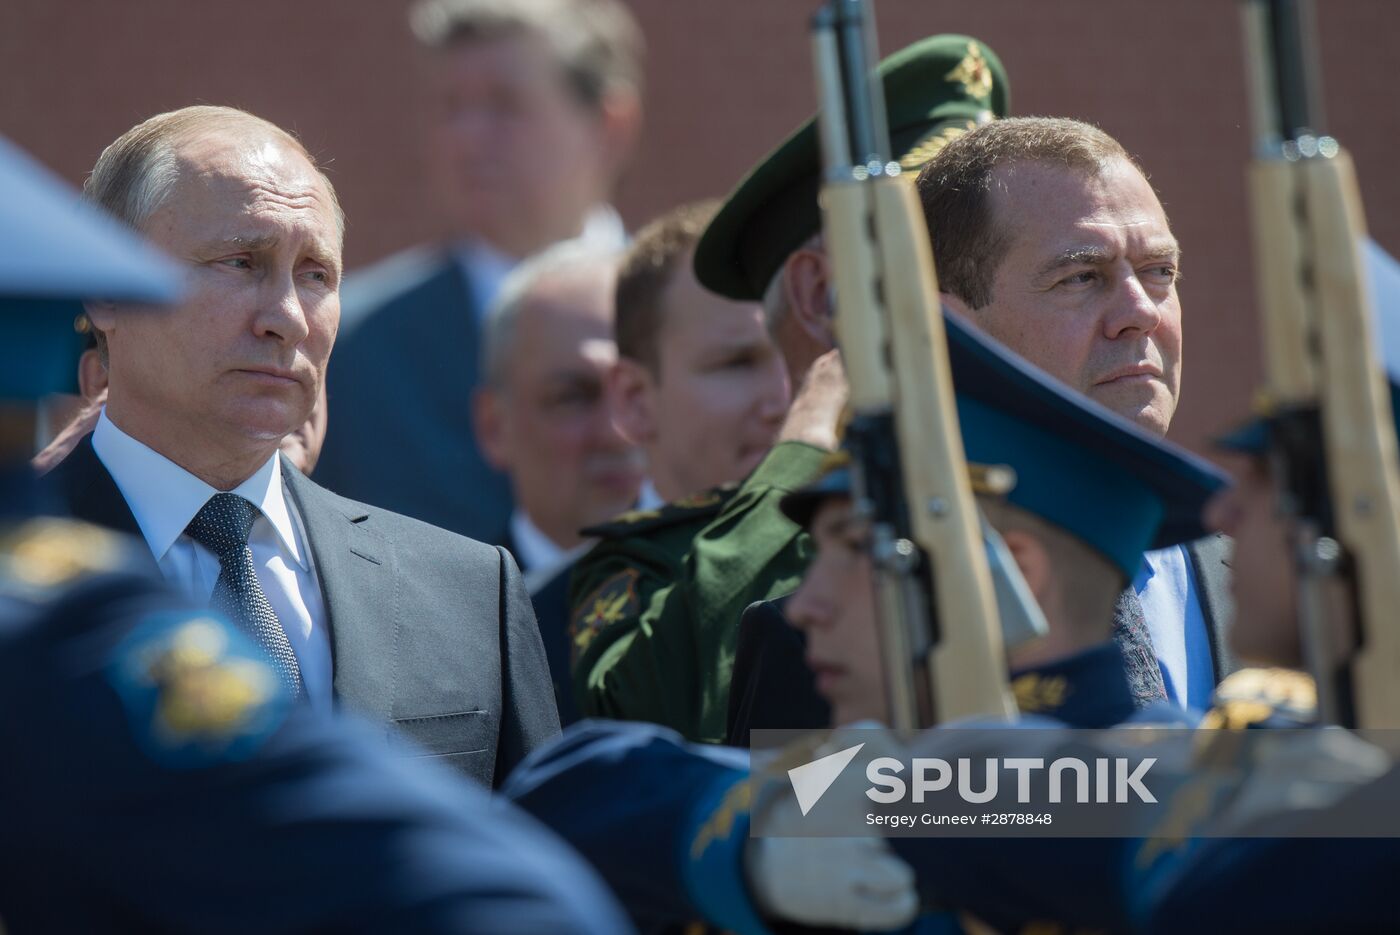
[693,33,1009,302]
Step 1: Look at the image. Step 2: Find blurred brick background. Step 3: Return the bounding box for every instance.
[2,0,1396,457]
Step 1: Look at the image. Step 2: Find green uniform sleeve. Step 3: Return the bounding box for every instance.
[574,442,830,741]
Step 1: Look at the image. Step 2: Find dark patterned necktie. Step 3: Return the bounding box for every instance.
[1112,588,1167,707]
[185,492,304,699]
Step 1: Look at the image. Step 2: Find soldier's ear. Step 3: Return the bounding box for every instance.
[782,247,835,349]
[608,357,658,445]
[999,528,1053,612]
[78,349,108,401]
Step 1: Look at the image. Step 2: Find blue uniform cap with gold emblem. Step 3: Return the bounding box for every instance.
[0,134,183,400]
[782,312,1230,580]
[693,34,1009,302]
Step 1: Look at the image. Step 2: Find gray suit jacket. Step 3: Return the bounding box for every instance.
[46,436,560,787]
[1186,532,1236,680]
[314,249,514,545]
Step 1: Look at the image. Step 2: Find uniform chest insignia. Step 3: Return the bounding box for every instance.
[945,41,994,104]
[109,613,289,766]
[1011,673,1070,714]
[570,568,641,656]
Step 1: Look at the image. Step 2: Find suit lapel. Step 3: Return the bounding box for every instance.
[47,435,157,573]
[1187,533,1237,681]
[280,456,401,721]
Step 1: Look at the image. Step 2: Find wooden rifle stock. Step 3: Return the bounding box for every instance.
[1243,0,1400,726]
[811,0,1014,729]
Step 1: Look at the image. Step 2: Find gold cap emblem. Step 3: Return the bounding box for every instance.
[945,41,994,104]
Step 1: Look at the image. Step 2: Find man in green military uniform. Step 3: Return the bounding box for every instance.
[573,34,1011,737]
[569,200,789,663]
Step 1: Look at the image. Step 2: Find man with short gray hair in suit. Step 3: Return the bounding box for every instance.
[47,104,560,786]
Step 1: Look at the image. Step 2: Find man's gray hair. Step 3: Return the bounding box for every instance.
[482,239,621,389]
[410,0,644,106]
[84,105,345,243]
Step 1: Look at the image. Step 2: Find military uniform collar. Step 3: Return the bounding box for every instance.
[581,483,738,540]
[1009,640,1138,728]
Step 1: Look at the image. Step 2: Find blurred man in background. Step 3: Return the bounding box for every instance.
[317,0,644,544]
[475,241,644,722]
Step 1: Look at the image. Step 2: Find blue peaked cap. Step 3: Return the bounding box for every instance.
[0,135,183,400]
[944,312,1228,578]
[782,311,1230,579]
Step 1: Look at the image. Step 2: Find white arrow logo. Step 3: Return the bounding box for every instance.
[787,742,865,816]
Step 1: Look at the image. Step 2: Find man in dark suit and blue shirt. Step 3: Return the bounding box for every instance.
[47,105,559,786]
[316,0,643,543]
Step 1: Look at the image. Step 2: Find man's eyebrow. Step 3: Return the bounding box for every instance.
[1035,246,1113,280]
[205,233,279,252]
[542,370,605,390]
[1034,240,1182,280]
[199,232,343,273]
[1140,241,1182,262]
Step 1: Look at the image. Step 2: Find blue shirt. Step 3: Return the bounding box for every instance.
[1135,545,1214,711]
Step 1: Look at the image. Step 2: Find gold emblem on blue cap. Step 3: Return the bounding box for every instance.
[945,41,994,104]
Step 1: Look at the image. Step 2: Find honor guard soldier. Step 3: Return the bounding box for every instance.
[506,310,1225,934]
[574,34,1011,740]
[0,135,631,934]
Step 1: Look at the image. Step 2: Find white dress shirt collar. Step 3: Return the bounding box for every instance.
[509,510,593,595]
[91,409,306,569]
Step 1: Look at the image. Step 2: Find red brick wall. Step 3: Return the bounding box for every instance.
[4,0,1397,456]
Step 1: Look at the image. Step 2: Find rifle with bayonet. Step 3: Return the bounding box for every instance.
[1242,0,1400,726]
[808,0,1021,730]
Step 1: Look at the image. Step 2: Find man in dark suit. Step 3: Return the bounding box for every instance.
[315,0,643,543]
[0,130,629,934]
[474,241,646,723]
[50,104,559,787]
